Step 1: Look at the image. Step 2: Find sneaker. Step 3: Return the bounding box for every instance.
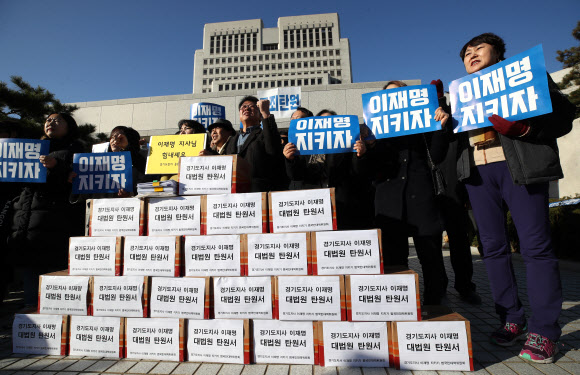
[490,322,528,347]
[519,333,559,363]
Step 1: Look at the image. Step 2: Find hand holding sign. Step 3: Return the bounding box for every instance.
[434,107,450,128]
[39,155,57,169]
[283,142,297,160]
[354,137,366,157]
[488,115,530,137]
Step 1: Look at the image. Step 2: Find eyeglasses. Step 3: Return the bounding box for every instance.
[240,104,258,111]
[46,117,63,125]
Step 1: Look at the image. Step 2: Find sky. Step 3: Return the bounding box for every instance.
[0,0,578,104]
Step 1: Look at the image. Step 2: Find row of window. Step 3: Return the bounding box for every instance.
[216,77,325,92]
[203,49,340,65]
[202,70,343,86]
[283,27,333,49]
[202,60,341,75]
[209,32,258,54]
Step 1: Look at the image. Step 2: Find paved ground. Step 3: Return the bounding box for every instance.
[1,248,579,374]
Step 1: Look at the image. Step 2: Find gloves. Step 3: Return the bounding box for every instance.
[430,79,444,98]
[488,115,530,137]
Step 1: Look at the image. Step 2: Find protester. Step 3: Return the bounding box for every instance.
[7,113,85,309]
[316,109,337,116]
[224,96,287,192]
[106,126,146,196]
[456,33,575,363]
[199,119,236,155]
[283,107,373,229]
[178,119,206,135]
[363,80,450,305]
[430,79,481,305]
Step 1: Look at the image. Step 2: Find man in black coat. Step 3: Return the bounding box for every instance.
[225,96,288,192]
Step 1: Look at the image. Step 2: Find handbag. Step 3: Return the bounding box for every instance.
[423,135,447,197]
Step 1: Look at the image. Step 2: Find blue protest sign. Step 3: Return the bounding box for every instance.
[73,152,133,194]
[449,44,552,133]
[190,103,226,128]
[362,84,441,139]
[288,115,360,155]
[0,139,49,183]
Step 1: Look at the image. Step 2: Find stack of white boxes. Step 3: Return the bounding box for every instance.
[13,155,473,371]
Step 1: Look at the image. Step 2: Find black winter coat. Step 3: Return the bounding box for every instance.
[225,115,288,192]
[365,130,448,236]
[457,74,575,185]
[7,138,85,268]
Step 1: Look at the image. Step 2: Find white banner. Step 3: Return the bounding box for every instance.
[179,156,233,195]
[91,198,141,236]
[247,233,309,276]
[322,321,389,367]
[150,277,206,319]
[92,276,144,317]
[39,275,89,315]
[69,236,117,275]
[206,193,264,234]
[349,274,418,321]
[270,189,333,233]
[13,314,63,355]
[257,87,301,119]
[187,319,246,364]
[277,276,342,321]
[213,277,272,319]
[148,196,201,236]
[184,235,241,276]
[396,321,471,371]
[253,320,315,364]
[315,230,381,275]
[126,318,180,361]
[69,316,121,358]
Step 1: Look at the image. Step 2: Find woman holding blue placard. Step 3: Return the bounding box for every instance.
[364,80,451,306]
[7,113,85,310]
[456,33,575,363]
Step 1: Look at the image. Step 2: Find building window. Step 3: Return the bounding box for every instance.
[315,28,320,47]
[263,43,277,50]
[222,57,226,63]
[328,27,333,46]
[318,78,322,84]
[259,65,263,71]
[321,28,326,47]
[253,65,257,71]
[337,70,341,76]
[253,55,257,61]
[265,55,269,61]
[253,33,257,51]
[284,63,288,69]
[203,69,207,75]
[259,55,263,61]
[284,29,288,49]
[291,63,295,68]
[308,28,313,47]
[291,80,295,86]
[290,29,295,48]
[337,60,341,66]
[240,66,244,72]
[228,67,232,73]
[297,52,301,58]
[258,82,262,88]
[218,85,223,91]
[238,83,242,90]
[323,61,328,67]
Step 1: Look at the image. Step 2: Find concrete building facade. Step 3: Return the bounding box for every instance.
[192,13,352,94]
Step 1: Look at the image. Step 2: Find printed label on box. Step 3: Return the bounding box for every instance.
[396,321,471,371]
[69,236,117,275]
[39,276,89,315]
[93,276,144,317]
[184,235,241,276]
[126,318,180,361]
[179,156,233,195]
[13,314,63,355]
[69,316,121,357]
[270,189,333,232]
[187,319,245,364]
[323,322,389,367]
[350,274,418,321]
[150,277,206,319]
[253,320,315,364]
[206,193,264,234]
[247,233,308,276]
[315,230,381,275]
[213,277,272,319]
[278,276,341,321]
[148,196,201,236]
[123,236,176,276]
[91,198,141,236]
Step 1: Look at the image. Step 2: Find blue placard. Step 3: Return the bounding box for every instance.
[362,84,441,139]
[449,44,552,133]
[190,102,226,129]
[73,151,133,194]
[288,115,360,155]
[0,139,49,183]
